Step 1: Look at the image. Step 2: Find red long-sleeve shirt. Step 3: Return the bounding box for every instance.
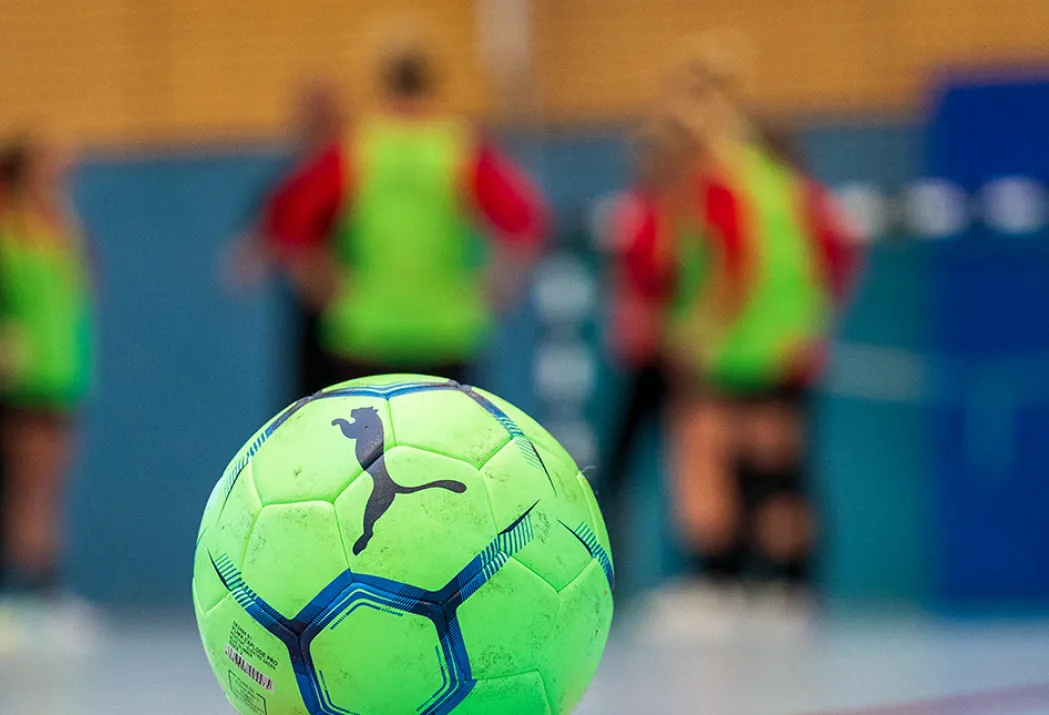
[264,132,547,255]
[803,179,863,304]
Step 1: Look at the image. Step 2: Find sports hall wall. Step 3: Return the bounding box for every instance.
[62,115,1042,610]
[5,1,1049,609]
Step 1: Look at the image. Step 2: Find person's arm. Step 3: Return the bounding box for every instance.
[611,192,672,366]
[804,180,863,307]
[786,179,865,385]
[468,141,548,251]
[467,141,549,310]
[263,144,347,255]
[620,193,673,303]
[262,144,349,307]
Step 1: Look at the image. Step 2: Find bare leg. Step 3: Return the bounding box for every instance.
[754,494,813,566]
[2,411,75,592]
[737,399,814,580]
[669,397,741,572]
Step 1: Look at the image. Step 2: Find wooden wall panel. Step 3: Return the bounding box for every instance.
[0,0,1047,143]
[0,0,144,141]
[156,0,488,138]
[533,0,1049,121]
[0,0,486,144]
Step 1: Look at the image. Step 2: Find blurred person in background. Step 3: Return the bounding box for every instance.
[228,79,347,396]
[601,111,697,563]
[634,32,861,602]
[0,133,96,652]
[264,35,547,386]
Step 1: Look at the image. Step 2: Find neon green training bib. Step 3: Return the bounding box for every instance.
[0,208,93,409]
[670,148,829,393]
[323,117,489,364]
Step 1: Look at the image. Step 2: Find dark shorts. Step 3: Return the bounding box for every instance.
[673,369,810,410]
[676,379,811,504]
[725,383,809,411]
[292,302,474,396]
[737,451,805,512]
[0,402,79,426]
[320,359,473,392]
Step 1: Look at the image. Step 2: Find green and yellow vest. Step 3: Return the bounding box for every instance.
[669,147,830,392]
[0,206,93,409]
[323,117,489,364]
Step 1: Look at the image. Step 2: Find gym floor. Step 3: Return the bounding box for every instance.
[4,598,1049,715]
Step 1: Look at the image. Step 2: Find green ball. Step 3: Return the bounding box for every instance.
[193,375,614,715]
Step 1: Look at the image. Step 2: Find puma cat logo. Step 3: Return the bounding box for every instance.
[332,406,467,555]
